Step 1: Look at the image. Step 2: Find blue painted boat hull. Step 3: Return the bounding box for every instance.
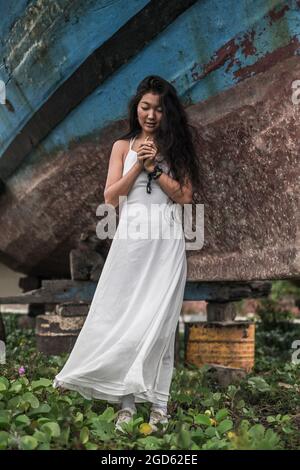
[0,0,299,281]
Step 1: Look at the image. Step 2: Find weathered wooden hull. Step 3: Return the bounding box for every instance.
[0,0,299,280]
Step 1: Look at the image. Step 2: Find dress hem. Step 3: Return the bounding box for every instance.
[52,377,170,405]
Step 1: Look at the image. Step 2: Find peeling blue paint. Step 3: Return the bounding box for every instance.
[0,0,299,172]
[0,0,149,154]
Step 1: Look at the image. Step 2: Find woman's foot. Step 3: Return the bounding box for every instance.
[115,407,136,433]
[148,408,170,432]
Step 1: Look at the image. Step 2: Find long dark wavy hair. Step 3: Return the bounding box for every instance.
[117,75,202,203]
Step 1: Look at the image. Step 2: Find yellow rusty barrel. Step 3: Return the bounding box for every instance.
[36,314,86,355]
[184,321,255,372]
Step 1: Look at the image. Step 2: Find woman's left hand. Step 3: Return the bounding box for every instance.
[141,139,158,173]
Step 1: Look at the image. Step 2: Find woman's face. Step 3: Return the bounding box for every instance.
[137,92,163,134]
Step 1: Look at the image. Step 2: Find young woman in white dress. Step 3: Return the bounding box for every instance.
[53,75,201,433]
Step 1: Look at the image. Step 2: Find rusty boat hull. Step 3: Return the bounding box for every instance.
[0,0,299,281]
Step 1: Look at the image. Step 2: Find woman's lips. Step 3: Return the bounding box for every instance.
[145,123,156,127]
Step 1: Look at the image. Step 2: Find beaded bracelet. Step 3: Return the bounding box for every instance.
[146,164,163,194]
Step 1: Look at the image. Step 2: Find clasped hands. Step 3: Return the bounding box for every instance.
[136,136,158,173]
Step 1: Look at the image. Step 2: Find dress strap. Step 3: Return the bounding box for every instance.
[130,135,137,151]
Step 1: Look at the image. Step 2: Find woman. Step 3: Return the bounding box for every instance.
[53,75,201,433]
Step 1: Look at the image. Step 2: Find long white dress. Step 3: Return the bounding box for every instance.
[53,135,187,405]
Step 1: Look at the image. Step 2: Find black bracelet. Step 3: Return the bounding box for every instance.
[146,165,163,194]
[151,164,164,179]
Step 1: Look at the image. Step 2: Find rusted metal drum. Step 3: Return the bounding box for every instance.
[184,321,255,372]
[36,314,86,355]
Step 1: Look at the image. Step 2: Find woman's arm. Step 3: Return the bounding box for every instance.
[104,141,143,208]
[143,147,193,206]
[156,172,193,206]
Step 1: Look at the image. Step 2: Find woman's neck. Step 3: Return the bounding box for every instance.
[137,131,156,141]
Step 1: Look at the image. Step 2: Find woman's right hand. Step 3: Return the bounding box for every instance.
[136,136,157,168]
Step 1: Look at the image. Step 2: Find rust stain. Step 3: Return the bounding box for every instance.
[268,4,289,25]
[240,29,257,57]
[192,38,239,80]
[190,2,297,84]
[185,323,255,372]
[234,36,300,82]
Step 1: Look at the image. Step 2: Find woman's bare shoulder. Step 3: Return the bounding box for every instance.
[113,139,129,145]
[112,139,130,163]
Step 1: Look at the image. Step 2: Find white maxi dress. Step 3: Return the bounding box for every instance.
[53,135,187,405]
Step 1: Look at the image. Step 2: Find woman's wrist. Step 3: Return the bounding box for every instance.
[143,157,155,173]
[149,164,163,179]
[134,160,144,172]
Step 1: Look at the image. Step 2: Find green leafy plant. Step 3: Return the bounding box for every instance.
[0,313,300,449]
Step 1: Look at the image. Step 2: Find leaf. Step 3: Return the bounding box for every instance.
[22,392,40,409]
[60,426,70,446]
[217,419,233,434]
[90,418,114,442]
[255,428,282,450]
[20,435,38,450]
[31,378,53,390]
[137,436,163,450]
[7,396,22,410]
[20,376,29,386]
[267,416,276,423]
[0,377,9,391]
[74,412,84,424]
[58,395,72,405]
[215,409,229,422]
[41,421,61,438]
[213,393,222,401]
[177,428,191,449]
[226,385,238,399]
[202,436,229,450]
[80,426,89,444]
[37,417,52,425]
[98,406,116,422]
[28,404,51,416]
[248,424,265,440]
[85,442,98,450]
[282,426,293,434]
[194,414,211,426]
[190,428,204,442]
[15,414,31,427]
[0,431,9,450]
[9,381,23,393]
[32,430,49,443]
[190,442,201,450]
[204,426,217,438]
[0,410,11,428]
[236,400,245,410]
[37,442,51,450]
[247,377,270,392]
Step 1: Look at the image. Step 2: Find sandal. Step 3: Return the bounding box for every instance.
[115,407,136,433]
[148,408,170,432]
